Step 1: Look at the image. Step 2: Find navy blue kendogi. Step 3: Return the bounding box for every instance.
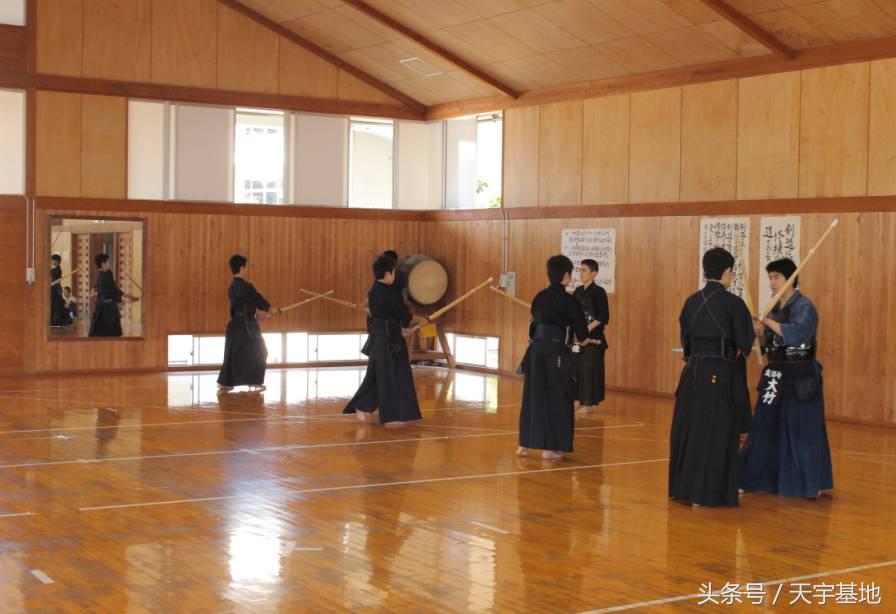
[740,259,833,498]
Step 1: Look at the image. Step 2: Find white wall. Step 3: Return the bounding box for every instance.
[292,114,347,206]
[127,100,167,200]
[0,89,25,194]
[174,104,233,202]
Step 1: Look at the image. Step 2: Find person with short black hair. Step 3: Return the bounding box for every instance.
[217,255,279,392]
[669,247,755,507]
[343,254,425,426]
[88,253,136,337]
[49,253,73,327]
[517,255,589,460]
[573,259,610,413]
[739,258,833,499]
[62,286,78,319]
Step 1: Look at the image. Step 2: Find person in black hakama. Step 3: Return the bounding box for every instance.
[573,258,609,413]
[217,255,280,392]
[669,248,755,507]
[739,258,833,499]
[88,254,136,337]
[49,254,73,327]
[517,255,588,461]
[343,255,425,426]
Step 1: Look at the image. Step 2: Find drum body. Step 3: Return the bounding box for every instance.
[399,254,448,306]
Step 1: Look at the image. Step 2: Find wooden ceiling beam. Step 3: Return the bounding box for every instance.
[697,0,793,59]
[341,0,520,98]
[425,34,896,119]
[217,0,426,114]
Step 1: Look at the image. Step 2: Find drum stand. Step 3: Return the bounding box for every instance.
[408,324,456,369]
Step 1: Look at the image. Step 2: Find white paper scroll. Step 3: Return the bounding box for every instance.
[698,217,750,299]
[758,216,801,310]
[561,228,616,293]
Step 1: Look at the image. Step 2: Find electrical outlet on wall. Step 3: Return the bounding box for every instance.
[25,267,35,284]
[499,271,516,297]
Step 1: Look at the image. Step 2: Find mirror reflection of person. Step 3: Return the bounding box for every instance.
[62,286,78,320]
[49,254,73,327]
[88,254,138,337]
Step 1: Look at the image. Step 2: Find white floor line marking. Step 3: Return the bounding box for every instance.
[79,458,668,512]
[0,512,35,519]
[833,452,896,467]
[577,559,896,614]
[0,431,517,469]
[835,449,896,458]
[30,570,54,585]
[284,542,323,554]
[470,521,511,535]
[0,423,646,469]
[19,434,79,441]
[0,415,311,436]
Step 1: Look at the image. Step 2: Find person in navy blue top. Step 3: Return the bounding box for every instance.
[739,258,833,499]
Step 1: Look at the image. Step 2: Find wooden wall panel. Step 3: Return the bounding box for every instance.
[538,100,583,207]
[35,91,81,197]
[150,0,218,88]
[582,94,629,205]
[629,87,681,203]
[680,79,737,202]
[36,0,82,77]
[216,4,280,94]
[80,95,127,198]
[25,206,422,373]
[869,58,896,196]
[0,198,26,375]
[736,72,800,200]
[82,0,152,82]
[503,106,540,208]
[799,63,870,197]
[278,38,339,99]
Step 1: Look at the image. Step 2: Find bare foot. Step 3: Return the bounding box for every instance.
[542,450,564,460]
[217,384,233,392]
[692,503,701,508]
[516,447,528,456]
[384,421,407,428]
[354,410,368,422]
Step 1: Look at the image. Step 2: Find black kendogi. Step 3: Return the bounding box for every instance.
[669,279,755,507]
[217,277,270,387]
[573,281,609,406]
[50,265,72,326]
[518,282,588,453]
[343,280,422,424]
[88,270,124,337]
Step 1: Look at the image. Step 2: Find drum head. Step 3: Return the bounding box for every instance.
[406,259,448,305]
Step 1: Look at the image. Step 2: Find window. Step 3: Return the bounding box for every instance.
[0,1,25,26]
[234,109,285,204]
[475,113,503,208]
[443,333,500,369]
[348,118,394,208]
[0,89,25,195]
[444,112,502,209]
[168,333,368,367]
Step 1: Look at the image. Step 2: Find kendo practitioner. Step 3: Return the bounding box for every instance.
[669,248,755,507]
[739,258,833,499]
[88,254,137,337]
[573,259,609,413]
[517,255,588,461]
[49,254,73,327]
[217,255,280,392]
[343,254,425,426]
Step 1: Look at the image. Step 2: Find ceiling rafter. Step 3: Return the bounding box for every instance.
[697,0,794,59]
[217,0,426,114]
[340,0,521,99]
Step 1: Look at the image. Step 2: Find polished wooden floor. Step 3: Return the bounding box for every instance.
[0,366,894,613]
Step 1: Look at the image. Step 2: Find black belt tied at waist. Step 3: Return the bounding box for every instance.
[369,318,402,336]
[531,323,567,344]
[766,344,815,363]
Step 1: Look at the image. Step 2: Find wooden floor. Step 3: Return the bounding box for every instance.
[0,366,894,613]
